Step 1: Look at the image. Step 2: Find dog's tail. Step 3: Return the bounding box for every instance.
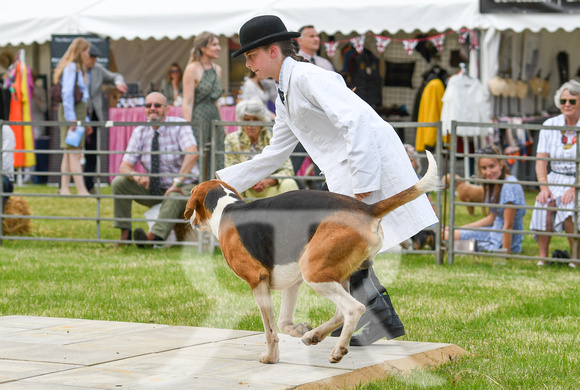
[371,151,442,219]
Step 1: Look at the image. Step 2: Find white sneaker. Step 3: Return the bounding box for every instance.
[569,262,577,269]
[536,260,546,266]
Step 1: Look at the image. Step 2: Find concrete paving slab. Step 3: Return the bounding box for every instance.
[0,316,468,389]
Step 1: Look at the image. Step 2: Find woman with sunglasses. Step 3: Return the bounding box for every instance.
[160,63,183,106]
[530,80,580,268]
[444,144,526,254]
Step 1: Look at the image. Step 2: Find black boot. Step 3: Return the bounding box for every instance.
[331,267,405,345]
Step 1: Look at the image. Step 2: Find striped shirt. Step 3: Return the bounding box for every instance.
[123,116,199,188]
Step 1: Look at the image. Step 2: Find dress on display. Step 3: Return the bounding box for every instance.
[192,66,223,176]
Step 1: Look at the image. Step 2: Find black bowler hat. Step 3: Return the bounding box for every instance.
[89,44,102,57]
[232,15,300,58]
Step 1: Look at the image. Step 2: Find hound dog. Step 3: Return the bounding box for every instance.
[184,152,440,364]
[443,173,485,215]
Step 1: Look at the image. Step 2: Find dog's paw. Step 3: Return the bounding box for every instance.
[301,330,325,346]
[329,345,349,363]
[259,351,279,364]
[280,322,312,337]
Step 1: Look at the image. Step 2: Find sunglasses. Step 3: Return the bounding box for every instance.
[144,103,164,108]
[560,99,577,105]
[169,69,181,74]
[476,146,497,155]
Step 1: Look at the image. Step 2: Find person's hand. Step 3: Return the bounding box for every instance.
[134,174,149,188]
[86,126,93,136]
[68,125,76,132]
[355,192,371,201]
[165,184,186,196]
[536,188,553,205]
[561,187,576,205]
[252,179,276,193]
[117,82,128,93]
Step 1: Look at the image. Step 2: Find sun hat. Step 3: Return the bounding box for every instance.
[232,15,300,58]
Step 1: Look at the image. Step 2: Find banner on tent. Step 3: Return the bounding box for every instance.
[480,0,580,14]
[50,35,110,71]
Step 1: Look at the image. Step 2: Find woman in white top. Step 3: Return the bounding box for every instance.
[530,80,580,268]
[240,70,277,118]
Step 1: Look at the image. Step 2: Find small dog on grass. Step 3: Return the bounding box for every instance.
[443,173,484,215]
[184,152,440,364]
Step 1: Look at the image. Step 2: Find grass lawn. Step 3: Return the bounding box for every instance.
[1,185,579,389]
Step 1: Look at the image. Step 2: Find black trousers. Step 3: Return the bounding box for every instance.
[83,111,99,192]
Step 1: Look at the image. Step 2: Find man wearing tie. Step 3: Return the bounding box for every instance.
[296,25,335,72]
[111,92,199,247]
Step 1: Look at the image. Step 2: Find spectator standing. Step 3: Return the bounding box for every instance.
[85,44,128,193]
[225,99,298,199]
[160,62,183,106]
[531,80,580,268]
[182,32,224,179]
[1,125,15,206]
[296,25,335,71]
[111,92,199,247]
[292,24,335,188]
[53,37,91,196]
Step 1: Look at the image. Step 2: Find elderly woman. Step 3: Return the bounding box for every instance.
[531,80,580,268]
[225,99,298,199]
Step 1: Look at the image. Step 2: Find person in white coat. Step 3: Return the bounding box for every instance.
[217,15,439,345]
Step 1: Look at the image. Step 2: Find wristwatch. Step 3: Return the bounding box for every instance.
[173,177,183,188]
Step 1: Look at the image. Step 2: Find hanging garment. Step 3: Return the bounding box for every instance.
[6,60,35,168]
[415,78,445,151]
[441,72,488,137]
[351,49,383,107]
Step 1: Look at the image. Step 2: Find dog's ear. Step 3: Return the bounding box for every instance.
[184,186,200,220]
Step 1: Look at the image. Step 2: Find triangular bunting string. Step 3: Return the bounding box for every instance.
[402,40,418,56]
[323,41,340,59]
[429,34,445,53]
[375,36,391,54]
[458,29,470,44]
[349,35,366,54]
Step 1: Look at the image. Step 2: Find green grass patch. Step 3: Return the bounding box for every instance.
[1,185,579,389]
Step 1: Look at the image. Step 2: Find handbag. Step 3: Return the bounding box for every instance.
[50,69,83,104]
[64,126,85,148]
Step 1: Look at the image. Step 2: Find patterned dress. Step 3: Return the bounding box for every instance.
[529,114,580,233]
[192,66,223,177]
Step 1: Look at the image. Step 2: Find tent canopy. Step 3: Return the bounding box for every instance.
[4,0,580,46]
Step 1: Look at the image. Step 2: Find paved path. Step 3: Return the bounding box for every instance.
[0,316,467,389]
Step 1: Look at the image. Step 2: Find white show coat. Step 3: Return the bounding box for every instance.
[217,58,438,251]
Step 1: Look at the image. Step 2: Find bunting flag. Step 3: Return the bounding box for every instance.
[323,41,340,59]
[320,29,478,62]
[458,29,470,44]
[349,35,366,54]
[402,39,419,56]
[375,36,392,54]
[429,34,445,52]
[470,32,480,51]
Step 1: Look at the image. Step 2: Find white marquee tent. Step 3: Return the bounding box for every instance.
[3,0,580,116]
[3,0,580,47]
